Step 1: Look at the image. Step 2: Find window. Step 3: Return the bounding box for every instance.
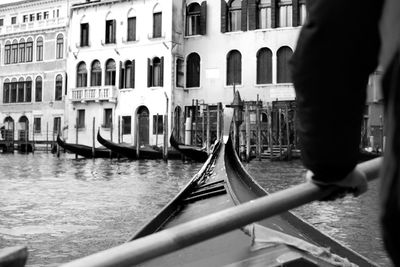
[90,60,102,86]
[34,117,41,133]
[277,46,293,83]
[37,13,42,21]
[19,39,25,63]
[121,60,135,89]
[147,57,164,87]
[35,76,42,102]
[10,80,17,103]
[278,0,292,27]
[44,11,49,19]
[127,17,136,41]
[11,40,18,64]
[25,77,32,102]
[122,116,131,134]
[103,109,112,128]
[54,117,61,134]
[80,23,89,47]
[186,53,200,88]
[153,115,163,134]
[228,0,241,32]
[77,110,85,129]
[11,16,16,25]
[227,50,241,85]
[30,14,35,22]
[186,3,201,36]
[55,75,63,101]
[76,62,87,87]
[56,34,64,59]
[256,48,272,84]
[5,42,11,64]
[17,78,24,102]
[176,58,184,87]
[105,20,116,44]
[23,15,28,23]
[3,80,10,103]
[105,59,116,86]
[0,18,4,26]
[153,12,162,38]
[26,38,33,62]
[36,37,43,61]
[258,0,272,29]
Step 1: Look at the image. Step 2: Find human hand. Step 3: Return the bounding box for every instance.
[306,168,368,201]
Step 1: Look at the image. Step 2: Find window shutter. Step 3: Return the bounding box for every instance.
[292,0,299,27]
[271,0,278,28]
[160,56,164,87]
[132,60,135,88]
[119,61,123,89]
[147,58,152,87]
[112,19,116,42]
[248,0,257,30]
[241,0,248,31]
[200,1,207,35]
[220,0,227,33]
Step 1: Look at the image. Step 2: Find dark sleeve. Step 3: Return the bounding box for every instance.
[290,0,384,182]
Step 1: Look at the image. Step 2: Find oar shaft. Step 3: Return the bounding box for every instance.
[61,157,382,267]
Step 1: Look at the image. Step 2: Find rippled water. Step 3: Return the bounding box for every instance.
[0,153,202,266]
[0,153,392,267]
[244,159,392,267]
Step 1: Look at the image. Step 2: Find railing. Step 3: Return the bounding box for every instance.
[71,86,117,103]
[0,17,67,35]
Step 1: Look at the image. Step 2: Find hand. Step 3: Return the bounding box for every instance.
[306,168,368,201]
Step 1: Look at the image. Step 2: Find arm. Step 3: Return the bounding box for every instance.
[290,0,384,183]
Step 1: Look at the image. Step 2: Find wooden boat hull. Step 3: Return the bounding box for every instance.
[97,131,181,160]
[169,135,208,162]
[129,137,377,266]
[57,135,115,158]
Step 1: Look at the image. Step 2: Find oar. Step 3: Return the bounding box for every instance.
[61,156,382,267]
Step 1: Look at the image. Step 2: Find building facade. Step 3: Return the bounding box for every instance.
[0,0,78,146]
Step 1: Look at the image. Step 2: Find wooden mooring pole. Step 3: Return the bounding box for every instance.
[75,117,79,159]
[256,103,261,161]
[92,117,96,158]
[245,104,250,162]
[46,123,49,153]
[206,105,210,154]
[155,113,159,147]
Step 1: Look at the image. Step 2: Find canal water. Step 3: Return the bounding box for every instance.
[0,153,391,266]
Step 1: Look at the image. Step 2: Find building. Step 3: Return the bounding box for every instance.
[0,0,79,149]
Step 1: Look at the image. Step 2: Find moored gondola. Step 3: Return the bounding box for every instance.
[62,133,379,267]
[56,135,116,158]
[169,134,208,162]
[97,131,181,160]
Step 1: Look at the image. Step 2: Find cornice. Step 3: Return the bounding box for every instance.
[0,25,67,40]
[72,0,132,11]
[0,0,66,12]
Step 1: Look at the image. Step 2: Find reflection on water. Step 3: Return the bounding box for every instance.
[244,159,392,267]
[0,153,202,267]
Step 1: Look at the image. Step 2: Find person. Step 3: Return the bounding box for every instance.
[290,0,400,266]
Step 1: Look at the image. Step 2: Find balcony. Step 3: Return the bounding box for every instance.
[71,86,117,103]
[0,17,67,35]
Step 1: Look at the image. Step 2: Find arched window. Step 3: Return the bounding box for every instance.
[186,3,201,36]
[257,0,272,29]
[35,76,42,102]
[76,62,87,87]
[127,9,137,41]
[105,59,116,86]
[10,78,17,103]
[277,46,293,83]
[227,50,242,85]
[17,77,25,103]
[153,4,162,38]
[25,77,32,102]
[278,0,292,27]
[55,75,63,101]
[11,40,18,64]
[5,41,11,64]
[147,57,164,87]
[105,14,116,44]
[36,37,43,61]
[26,38,33,62]
[121,60,135,89]
[228,0,242,32]
[91,60,102,86]
[56,34,64,59]
[186,53,200,88]
[19,38,25,63]
[3,79,10,103]
[256,48,272,84]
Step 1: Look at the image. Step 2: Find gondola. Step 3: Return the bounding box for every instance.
[169,134,209,162]
[97,131,181,160]
[56,135,116,158]
[63,132,379,266]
